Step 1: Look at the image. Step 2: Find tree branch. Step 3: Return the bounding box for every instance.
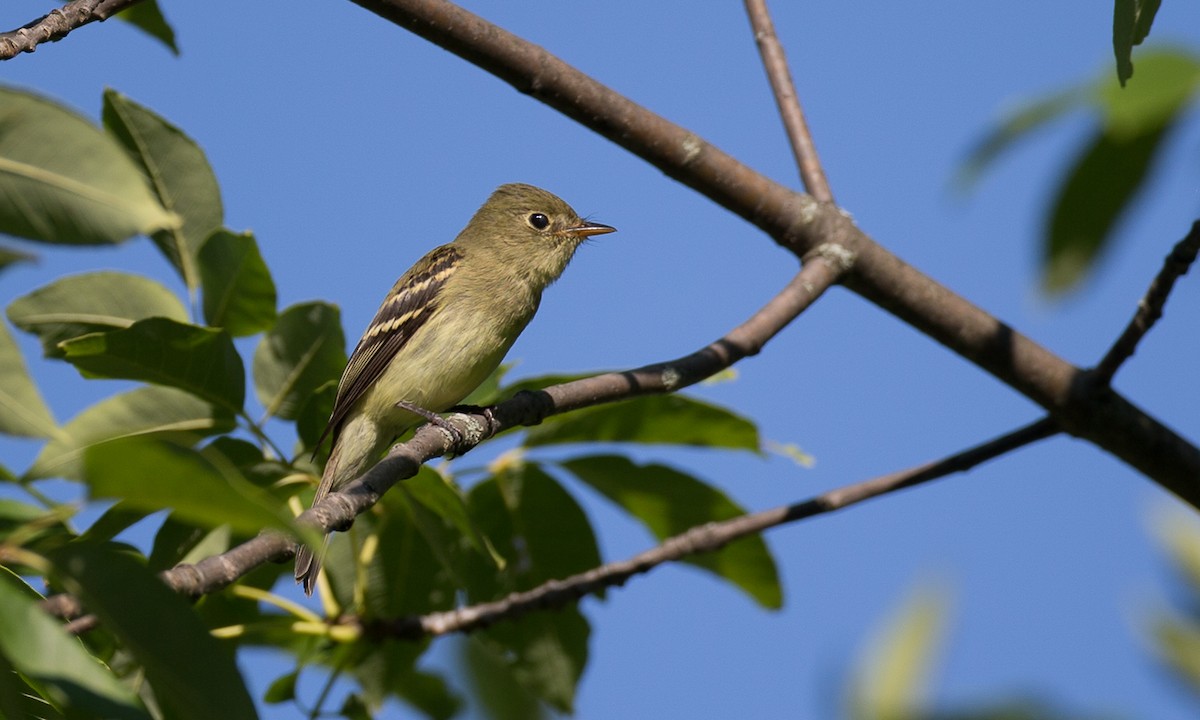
[0,0,140,59]
[46,256,847,627]
[743,0,833,202]
[347,0,1200,508]
[1094,219,1200,384]
[356,417,1061,640]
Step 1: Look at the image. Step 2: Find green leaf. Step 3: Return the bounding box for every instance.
[295,379,336,462]
[0,86,176,244]
[524,394,760,452]
[1113,0,1163,86]
[850,584,949,720]
[0,245,35,275]
[115,0,179,55]
[47,542,258,720]
[253,301,345,420]
[263,670,298,704]
[59,317,245,413]
[403,467,504,569]
[562,455,782,609]
[198,229,277,336]
[1043,119,1171,294]
[1153,614,1200,696]
[7,271,188,358]
[103,90,222,290]
[0,320,57,438]
[0,568,149,720]
[28,385,235,480]
[82,436,300,537]
[461,637,548,720]
[147,514,231,571]
[478,608,589,714]
[955,89,1086,192]
[1098,50,1200,135]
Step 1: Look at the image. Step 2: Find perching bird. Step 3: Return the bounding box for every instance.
[295,183,615,595]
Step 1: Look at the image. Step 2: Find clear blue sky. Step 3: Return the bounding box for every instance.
[3,1,1200,718]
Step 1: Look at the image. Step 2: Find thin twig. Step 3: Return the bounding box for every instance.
[0,0,140,59]
[1094,220,1200,385]
[44,256,849,627]
[357,417,1061,640]
[743,0,833,202]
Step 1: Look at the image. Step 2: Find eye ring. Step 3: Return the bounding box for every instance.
[527,212,550,230]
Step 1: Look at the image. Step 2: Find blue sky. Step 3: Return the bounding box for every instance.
[3,1,1200,718]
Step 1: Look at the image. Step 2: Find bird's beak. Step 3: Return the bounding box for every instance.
[567,220,616,238]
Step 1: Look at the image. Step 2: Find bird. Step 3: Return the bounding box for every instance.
[294,183,615,595]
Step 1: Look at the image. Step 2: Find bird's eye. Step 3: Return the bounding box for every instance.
[527,213,550,230]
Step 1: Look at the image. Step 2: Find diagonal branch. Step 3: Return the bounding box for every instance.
[743,0,833,202]
[46,255,849,627]
[1094,219,1200,385]
[0,0,141,59]
[358,417,1061,640]
[347,0,1200,509]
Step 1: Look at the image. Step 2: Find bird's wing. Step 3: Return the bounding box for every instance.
[315,244,462,450]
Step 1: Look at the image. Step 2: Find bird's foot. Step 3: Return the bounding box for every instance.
[395,400,465,446]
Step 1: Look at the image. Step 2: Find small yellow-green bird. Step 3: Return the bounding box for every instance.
[295,183,614,595]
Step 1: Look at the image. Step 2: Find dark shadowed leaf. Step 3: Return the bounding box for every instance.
[253,302,345,420]
[563,455,781,609]
[0,321,57,438]
[0,568,148,720]
[28,385,235,480]
[199,229,276,336]
[1112,0,1162,86]
[524,394,760,452]
[478,607,589,714]
[295,380,336,463]
[103,90,222,290]
[116,0,179,55]
[7,271,188,358]
[48,542,258,720]
[60,317,245,413]
[461,636,548,720]
[403,467,504,568]
[82,436,300,537]
[0,86,175,244]
[263,670,298,704]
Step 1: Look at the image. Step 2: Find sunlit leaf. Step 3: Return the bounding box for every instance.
[198,229,276,336]
[60,317,245,413]
[1098,50,1200,135]
[524,394,760,452]
[850,584,950,720]
[0,86,175,245]
[7,271,187,358]
[116,0,179,55]
[82,436,300,537]
[28,385,234,480]
[563,455,782,609]
[0,568,149,720]
[0,320,57,438]
[103,90,222,290]
[253,302,345,420]
[48,542,258,720]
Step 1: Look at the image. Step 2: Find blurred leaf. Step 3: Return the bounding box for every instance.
[262,669,298,705]
[198,229,276,336]
[253,301,345,420]
[60,317,245,412]
[115,0,179,55]
[525,394,760,452]
[82,436,300,537]
[0,499,74,556]
[0,320,58,438]
[459,363,515,407]
[1113,0,1162,86]
[563,455,782,609]
[765,439,816,468]
[1098,50,1200,135]
[7,270,188,358]
[295,379,336,463]
[955,89,1085,192]
[850,584,950,720]
[48,542,258,720]
[1043,119,1170,293]
[1153,615,1200,698]
[0,86,176,245]
[461,636,548,720]
[103,90,222,290]
[1157,509,1200,591]
[403,466,503,569]
[340,694,373,720]
[0,245,35,275]
[479,608,589,714]
[0,568,149,720]
[28,385,235,480]
[148,514,231,571]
